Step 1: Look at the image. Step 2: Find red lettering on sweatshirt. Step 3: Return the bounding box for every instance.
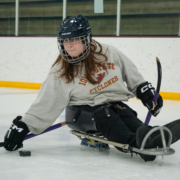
[79,74,88,86]
[90,76,118,93]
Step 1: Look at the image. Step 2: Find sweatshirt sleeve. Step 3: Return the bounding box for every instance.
[21,66,70,134]
[113,47,146,96]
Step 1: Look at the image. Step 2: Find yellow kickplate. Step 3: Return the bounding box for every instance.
[160,92,180,101]
[0,81,42,90]
[0,81,180,101]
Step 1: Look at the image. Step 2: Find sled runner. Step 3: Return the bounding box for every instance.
[70,126,175,156]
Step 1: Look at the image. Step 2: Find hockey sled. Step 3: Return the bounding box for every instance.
[70,126,175,156]
[79,133,110,151]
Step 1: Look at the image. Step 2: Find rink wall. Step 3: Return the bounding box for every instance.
[0,37,180,101]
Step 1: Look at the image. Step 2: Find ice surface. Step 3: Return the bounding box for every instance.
[0,88,180,180]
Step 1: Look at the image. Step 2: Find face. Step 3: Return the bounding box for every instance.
[63,38,85,57]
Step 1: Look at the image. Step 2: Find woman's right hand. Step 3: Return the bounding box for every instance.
[4,116,30,151]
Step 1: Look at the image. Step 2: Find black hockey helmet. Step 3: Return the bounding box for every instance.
[57,14,92,64]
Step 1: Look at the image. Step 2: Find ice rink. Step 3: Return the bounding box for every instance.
[0,87,180,180]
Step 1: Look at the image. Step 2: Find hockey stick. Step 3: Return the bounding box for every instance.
[0,121,66,147]
[24,121,66,140]
[144,57,162,125]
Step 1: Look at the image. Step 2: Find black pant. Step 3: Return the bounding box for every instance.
[72,102,180,151]
[93,102,143,145]
[94,103,180,148]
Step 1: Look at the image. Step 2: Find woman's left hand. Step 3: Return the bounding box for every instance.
[136,81,163,116]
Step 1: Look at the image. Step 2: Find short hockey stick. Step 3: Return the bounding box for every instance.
[144,57,162,125]
[24,121,66,140]
[0,121,66,147]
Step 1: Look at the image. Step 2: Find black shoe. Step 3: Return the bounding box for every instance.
[136,125,156,162]
[154,119,180,147]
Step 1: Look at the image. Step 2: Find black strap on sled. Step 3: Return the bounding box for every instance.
[73,107,84,122]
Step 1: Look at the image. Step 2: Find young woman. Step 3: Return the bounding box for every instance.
[4,15,180,162]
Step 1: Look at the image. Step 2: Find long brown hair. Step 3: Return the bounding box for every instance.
[52,39,108,84]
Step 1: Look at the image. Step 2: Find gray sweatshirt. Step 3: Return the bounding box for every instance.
[22,42,145,134]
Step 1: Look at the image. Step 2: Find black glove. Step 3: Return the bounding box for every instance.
[4,116,30,151]
[136,82,163,116]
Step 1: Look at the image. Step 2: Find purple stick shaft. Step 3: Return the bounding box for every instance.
[24,122,66,140]
[144,92,159,125]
